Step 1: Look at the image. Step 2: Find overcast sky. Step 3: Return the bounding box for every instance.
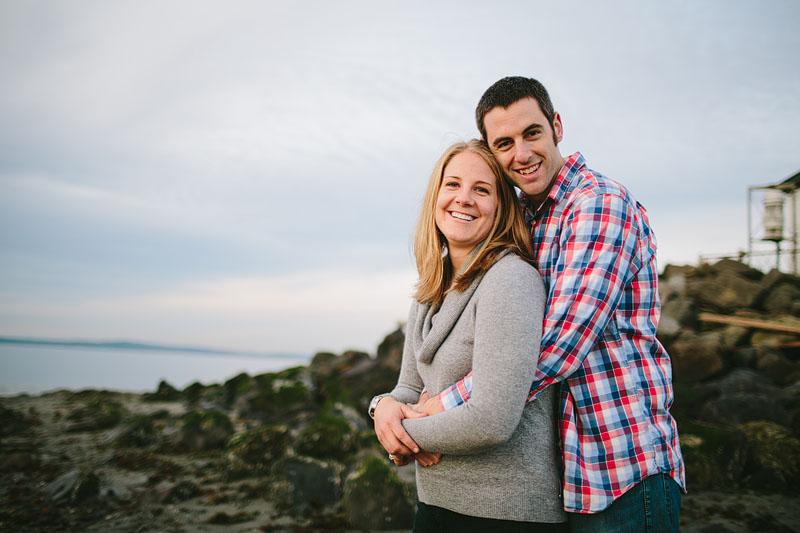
[1,0,798,355]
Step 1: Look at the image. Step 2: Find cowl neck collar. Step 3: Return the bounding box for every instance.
[413,247,511,364]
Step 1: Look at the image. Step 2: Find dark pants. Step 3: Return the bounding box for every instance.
[568,473,682,533]
[413,501,569,533]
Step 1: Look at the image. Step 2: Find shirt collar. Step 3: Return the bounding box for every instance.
[520,152,585,220]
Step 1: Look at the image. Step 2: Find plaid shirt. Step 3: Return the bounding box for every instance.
[438,152,685,513]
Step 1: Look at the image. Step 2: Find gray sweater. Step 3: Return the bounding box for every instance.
[389,252,565,523]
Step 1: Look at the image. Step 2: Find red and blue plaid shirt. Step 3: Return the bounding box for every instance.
[438,152,685,513]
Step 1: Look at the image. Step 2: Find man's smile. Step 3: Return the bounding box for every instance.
[516,161,542,176]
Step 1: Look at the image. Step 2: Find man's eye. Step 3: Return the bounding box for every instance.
[525,130,541,139]
[495,141,511,151]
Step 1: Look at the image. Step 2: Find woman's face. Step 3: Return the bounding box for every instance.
[434,150,499,257]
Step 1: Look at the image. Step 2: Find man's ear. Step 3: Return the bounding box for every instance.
[552,112,563,144]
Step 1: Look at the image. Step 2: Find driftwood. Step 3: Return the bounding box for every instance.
[697,312,800,335]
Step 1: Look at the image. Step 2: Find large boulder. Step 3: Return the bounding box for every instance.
[294,409,358,462]
[237,366,313,423]
[685,265,761,313]
[178,410,234,451]
[272,456,343,515]
[376,326,405,372]
[227,425,289,474]
[43,469,100,503]
[65,393,127,432]
[343,455,415,531]
[669,331,725,382]
[695,369,790,428]
[733,421,800,491]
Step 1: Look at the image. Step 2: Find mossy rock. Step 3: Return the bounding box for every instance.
[679,420,742,489]
[295,411,358,461]
[735,420,800,491]
[143,380,182,402]
[65,396,127,431]
[227,425,290,472]
[179,410,234,450]
[271,456,343,515]
[0,404,30,436]
[343,455,414,531]
[182,381,206,405]
[244,370,311,421]
[223,372,253,406]
[105,414,158,447]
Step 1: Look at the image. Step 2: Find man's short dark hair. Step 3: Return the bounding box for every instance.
[475,76,556,141]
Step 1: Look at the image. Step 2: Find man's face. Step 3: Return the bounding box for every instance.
[483,97,565,204]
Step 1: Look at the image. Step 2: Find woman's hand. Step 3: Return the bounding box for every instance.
[411,391,444,416]
[390,451,441,467]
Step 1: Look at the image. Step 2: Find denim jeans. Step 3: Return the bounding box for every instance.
[568,473,682,533]
[413,501,569,533]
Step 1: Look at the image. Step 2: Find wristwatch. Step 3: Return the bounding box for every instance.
[368,394,391,419]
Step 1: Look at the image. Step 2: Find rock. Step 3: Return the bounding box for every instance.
[733,421,800,491]
[669,331,725,382]
[760,282,800,315]
[661,296,699,329]
[179,410,234,451]
[160,480,200,504]
[0,441,40,472]
[376,327,405,372]
[143,380,182,402]
[227,425,289,473]
[238,366,313,422]
[272,456,343,514]
[706,259,763,281]
[65,395,126,432]
[685,268,761,314]
[755,346,800,386]
[343,455,415,531]
[699,393,790,428]
[43,469,100,502]
[295,410,358,461]
[659,264,690,303]
[677,421,741,489]
[680,370,791,429]
[103,414,158,447]
[223,372,253,407]
[0,404,31,436]
[718,326,750,349]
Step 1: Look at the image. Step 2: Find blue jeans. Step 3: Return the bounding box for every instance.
[413,501,568,533]
[568,473,681,533]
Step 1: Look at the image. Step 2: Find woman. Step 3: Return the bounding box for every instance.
[372,140,566,531]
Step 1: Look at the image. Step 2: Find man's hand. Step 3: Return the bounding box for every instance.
[411,391,444,416]
[374,396,426,456]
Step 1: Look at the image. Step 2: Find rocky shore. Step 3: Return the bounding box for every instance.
[1,259,799,532]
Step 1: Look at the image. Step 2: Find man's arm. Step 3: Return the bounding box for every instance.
[437,192,642,408]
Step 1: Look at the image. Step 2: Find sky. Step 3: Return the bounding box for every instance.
[1,0,799,356]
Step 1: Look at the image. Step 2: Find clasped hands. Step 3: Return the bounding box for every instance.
[373,391,444,467]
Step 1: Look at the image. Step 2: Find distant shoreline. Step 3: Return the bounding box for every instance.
[0,336,305,360]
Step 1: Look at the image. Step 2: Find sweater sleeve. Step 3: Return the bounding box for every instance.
[402,258,545,454]
[387,302,424,405]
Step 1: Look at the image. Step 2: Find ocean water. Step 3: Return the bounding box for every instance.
[0,343,311,396]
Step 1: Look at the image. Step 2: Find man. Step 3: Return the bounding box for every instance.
[373,76,685,531]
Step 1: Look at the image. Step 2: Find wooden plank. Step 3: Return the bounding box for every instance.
[697,312,800,335]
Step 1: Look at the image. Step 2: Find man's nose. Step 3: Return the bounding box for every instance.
[514,143,532,164]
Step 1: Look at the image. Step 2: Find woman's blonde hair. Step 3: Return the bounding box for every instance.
[413,139,534,305]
